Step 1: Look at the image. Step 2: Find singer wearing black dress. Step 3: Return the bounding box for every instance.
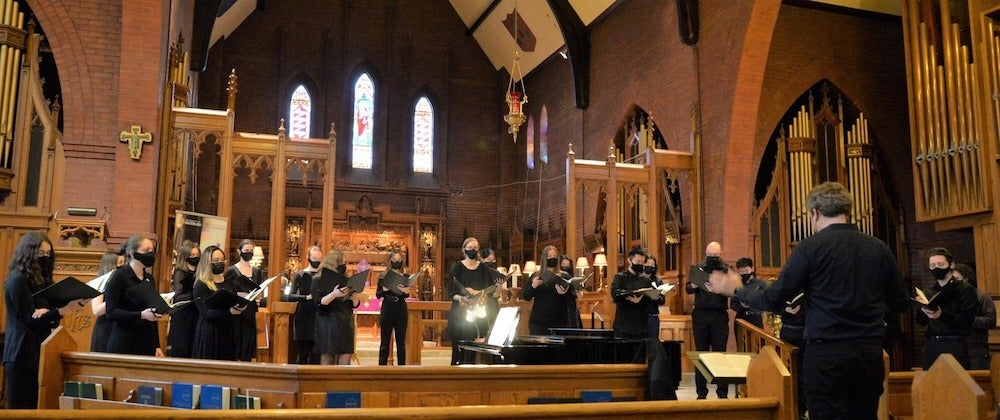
[89,249,124,352]
[166,240,200,357]
[313,249,360,365]
[377,250,411,365]
[3,232,88,409]
[104,234,162,356]
[191,246,246,360]
[286,245,322,364]
[522,245,575,335]
[224,239,264,362]
[447,237,497,365]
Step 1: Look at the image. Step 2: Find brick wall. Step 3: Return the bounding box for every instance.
[30,0,164,242]
[197,0,508,260]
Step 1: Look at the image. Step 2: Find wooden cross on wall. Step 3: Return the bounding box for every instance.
[120,125,152,160]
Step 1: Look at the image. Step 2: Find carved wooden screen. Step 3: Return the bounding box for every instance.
[752,83,903,275]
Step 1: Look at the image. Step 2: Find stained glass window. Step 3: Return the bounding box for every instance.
[526,115,535,169]
[289,85,310,139]
[540,106,548,163]
[413,97,434,173]
[352,73,374,169]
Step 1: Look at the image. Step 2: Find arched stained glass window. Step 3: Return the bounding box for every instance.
[352,73,375,169]
[540,106,548,163]
[413,97,434,173]
[526,115,535,169]
[289,85,311,139]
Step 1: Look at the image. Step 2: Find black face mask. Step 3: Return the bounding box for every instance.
[464,249,478,260]
[631,263,645,274]
[337,264,347,275]
[644,266,657,276]
[390,261,403,270]
[740,273,752,282]
[560,266,572,273]
[309,260,321,269]
[211,262,226,275]
[37,255,53,277]
[134,252,156,268]
[930,267,950,281]
[546,257,558,268]
[240,251,254,262]
[186,257,200,267]
[483,261,496,269]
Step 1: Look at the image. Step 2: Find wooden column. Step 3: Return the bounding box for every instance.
[565,144,577,259]
[217,70,238,242]
[605,145,619,275]
[322,123,336,254]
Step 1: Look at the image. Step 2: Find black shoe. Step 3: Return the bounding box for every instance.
[717,394,728,399]
[696,395,707,400]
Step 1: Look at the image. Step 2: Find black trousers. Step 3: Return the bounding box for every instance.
[4,361,38,409]
[781,325,807,418]
[922,336,969,369]
[691,308,729,398]
[379,301,408,365]
[804,338,883,420]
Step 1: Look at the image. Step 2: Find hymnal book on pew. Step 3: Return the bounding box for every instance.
[232,394,261,409]
[381,270,416,292]
[580,390,613,402]
[171,382,201,409]
[32,276,101,307]
[698,352,752,381]
[136,385,163,406]
[200,385,231,409]
[80,382,103,400]
[86,271,113,293]
[786,292,805,307]
[326,391,362,408]
[204,289,251,310]
[63,381,81,398]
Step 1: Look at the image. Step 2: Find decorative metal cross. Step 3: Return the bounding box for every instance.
[119,125,152,160]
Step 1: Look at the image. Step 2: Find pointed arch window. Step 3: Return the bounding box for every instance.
[526,115,535,169]
[413,96,434,173]
[289,85,311,139]
[352,73,375,169]
[540,106,549,163]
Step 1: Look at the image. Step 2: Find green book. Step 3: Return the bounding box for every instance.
[62,380,82,398]
[80,382,104,400]
[232,394,261,409]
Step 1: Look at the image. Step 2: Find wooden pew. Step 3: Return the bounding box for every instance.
[38,327,648,409]
[911,354,990,419]
[733,318,800,413]
[15,399,785,419]
[880,369,994,419]
[49,345,797,419]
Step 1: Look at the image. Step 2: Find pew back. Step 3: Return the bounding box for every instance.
[911,354,990,420]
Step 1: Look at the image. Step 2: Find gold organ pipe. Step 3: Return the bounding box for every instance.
[939,1,960,212]
[918,24,939,214]
[0,0,8,168]
[934,52,953,214]
[908,3,931,214]
[971,39,986,207]
[5,10,21,145]
[958,42,974,209]
[925,28,944,214]
[0,2,17,143]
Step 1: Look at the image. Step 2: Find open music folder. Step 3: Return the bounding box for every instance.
[32,276,101,307]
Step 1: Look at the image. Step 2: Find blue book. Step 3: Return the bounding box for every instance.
[325,391,362,408]
[136,385,163,406]
[580,390,612,403]
[171,382,201,409]
[200,385,231,409]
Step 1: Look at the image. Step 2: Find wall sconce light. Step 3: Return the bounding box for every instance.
[67,207,98,217]
[575,256,589,277]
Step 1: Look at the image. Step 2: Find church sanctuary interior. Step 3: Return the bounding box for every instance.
[1,0,1000,417]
